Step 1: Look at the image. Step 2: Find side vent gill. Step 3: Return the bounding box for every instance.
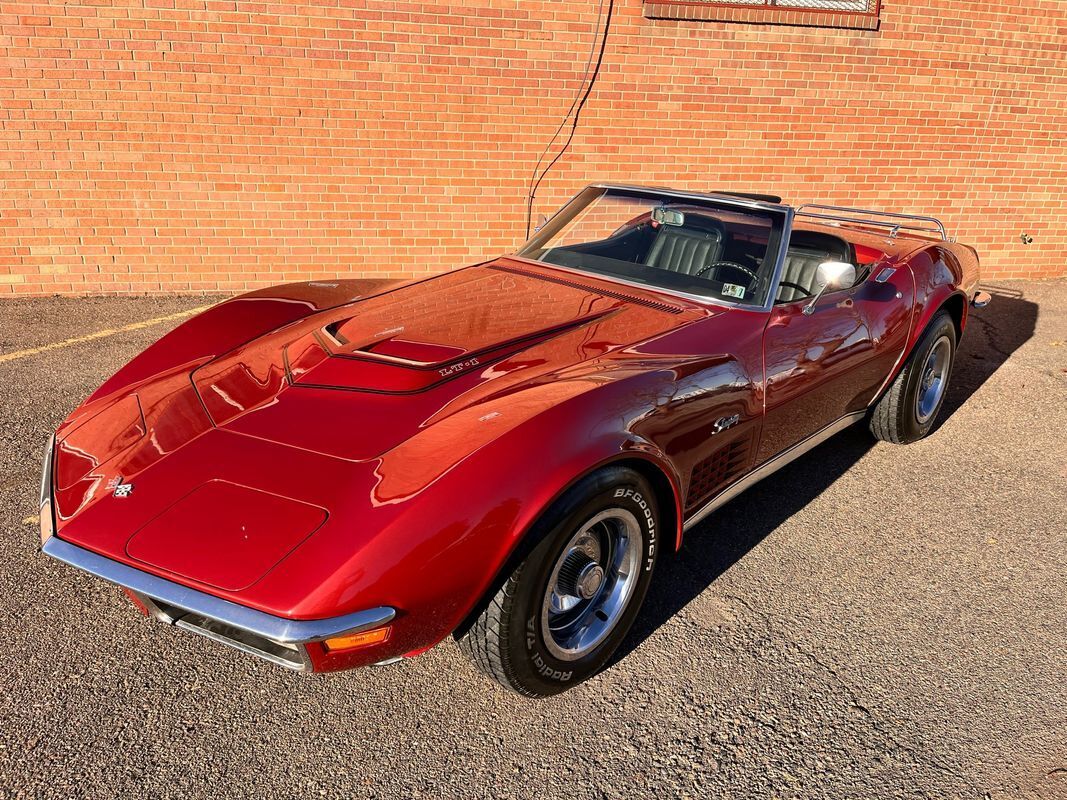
[493,264,685,314]
[687,438,749,509]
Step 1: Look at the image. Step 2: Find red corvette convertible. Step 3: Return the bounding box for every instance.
[39,185,988,696]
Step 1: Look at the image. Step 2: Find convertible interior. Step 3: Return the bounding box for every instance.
[774,230,856,303]
[533,207,778,304]
[531,205,857,307]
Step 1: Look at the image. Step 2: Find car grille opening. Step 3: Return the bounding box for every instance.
[144,597,309,671]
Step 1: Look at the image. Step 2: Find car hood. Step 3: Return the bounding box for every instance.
[186,261,703,461]
[50,259,708,604]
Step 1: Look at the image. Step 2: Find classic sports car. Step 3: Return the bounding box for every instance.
[39,185,989,696]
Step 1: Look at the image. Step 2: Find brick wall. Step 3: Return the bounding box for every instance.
[1,0,1063,295]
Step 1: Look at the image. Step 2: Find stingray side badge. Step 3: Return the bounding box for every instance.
[713,414,740,434]
[108,476,134,498]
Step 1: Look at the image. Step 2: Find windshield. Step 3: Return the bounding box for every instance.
[517,187,786,306]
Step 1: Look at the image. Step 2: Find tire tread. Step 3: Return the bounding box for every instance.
[456,465,658,697]
[456,567,533,695]
[868,361,907,443]
[869,309,953,444]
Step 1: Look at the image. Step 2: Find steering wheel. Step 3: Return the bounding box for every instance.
[777,280,810,297]
[695,260,761,289]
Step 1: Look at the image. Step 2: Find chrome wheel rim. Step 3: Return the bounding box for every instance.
[916,335,952,424]
[541,508,643,662]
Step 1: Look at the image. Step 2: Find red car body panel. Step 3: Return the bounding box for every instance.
[42,188,982,672]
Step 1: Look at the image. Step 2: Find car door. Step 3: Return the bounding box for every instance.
[756,284,877,464]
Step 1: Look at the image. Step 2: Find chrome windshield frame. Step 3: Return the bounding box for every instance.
[516,183,794,314]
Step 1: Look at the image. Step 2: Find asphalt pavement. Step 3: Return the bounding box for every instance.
[1,282,1064,799]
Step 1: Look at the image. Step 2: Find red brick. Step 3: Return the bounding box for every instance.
[0,0,1063,296]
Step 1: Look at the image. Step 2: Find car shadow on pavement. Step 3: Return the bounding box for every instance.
[611,286,1039,668]
[938,285,1040,423]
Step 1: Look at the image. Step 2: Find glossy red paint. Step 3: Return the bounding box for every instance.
[45,192,981,672]
[758,251,915,462]
[125,481,329,592]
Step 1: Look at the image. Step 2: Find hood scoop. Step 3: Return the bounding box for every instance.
[282,267,626,394]
[360,337,466,363]
[288,309,615,395]
[322,320,470,366]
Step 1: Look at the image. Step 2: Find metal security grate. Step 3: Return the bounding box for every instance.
[643,0,881,24]
[693,0,875,9]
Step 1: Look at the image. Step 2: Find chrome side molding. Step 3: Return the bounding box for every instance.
[683,411,866,531]
[41,537,395,644]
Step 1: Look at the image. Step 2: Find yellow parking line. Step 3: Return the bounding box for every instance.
[0,306,211,365]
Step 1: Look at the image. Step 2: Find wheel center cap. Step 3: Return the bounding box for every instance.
[575,563,605,600]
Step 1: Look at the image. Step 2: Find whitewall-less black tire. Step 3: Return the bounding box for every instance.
[869,309,957,444]
[457,465,661,697]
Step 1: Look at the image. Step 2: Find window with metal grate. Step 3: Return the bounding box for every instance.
[643,0,881,31]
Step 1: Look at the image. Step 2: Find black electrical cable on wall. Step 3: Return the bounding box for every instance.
[525,0,616,238]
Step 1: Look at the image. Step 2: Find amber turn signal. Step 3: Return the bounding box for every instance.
[323,626,391,653]
[39,501,54,545]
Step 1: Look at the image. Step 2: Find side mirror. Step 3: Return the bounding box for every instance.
[803,261,857,316]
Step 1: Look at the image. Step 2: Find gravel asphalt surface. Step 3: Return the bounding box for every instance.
[1,281,1064,799]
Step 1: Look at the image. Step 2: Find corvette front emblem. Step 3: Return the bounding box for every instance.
[109,477,134,498]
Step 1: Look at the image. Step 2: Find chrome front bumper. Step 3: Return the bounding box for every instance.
[39,436,394,671]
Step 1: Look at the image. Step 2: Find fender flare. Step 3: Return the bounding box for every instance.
[448,445,683,641]
[86,278,407,404]
[887,246,969,387]
[910,284,968,353]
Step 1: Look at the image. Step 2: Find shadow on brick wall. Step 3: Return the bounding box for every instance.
[611,286,1039,670]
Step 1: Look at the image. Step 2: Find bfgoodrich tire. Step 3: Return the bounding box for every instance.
[457,466,661,697]
[869,309,957,444]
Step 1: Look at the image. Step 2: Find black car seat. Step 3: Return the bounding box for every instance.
[644,221,725,277]
[776,231,854,302]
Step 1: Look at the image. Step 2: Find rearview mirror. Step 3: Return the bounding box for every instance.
[803,261,857,316]
[651,207,685,227]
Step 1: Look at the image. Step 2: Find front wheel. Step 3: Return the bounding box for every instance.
[457,466,660,697]
[869,309,957,443]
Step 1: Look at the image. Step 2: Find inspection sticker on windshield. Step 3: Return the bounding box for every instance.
[722,283,746,300]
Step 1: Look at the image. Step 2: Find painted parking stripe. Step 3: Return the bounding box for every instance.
[0,306,211,365]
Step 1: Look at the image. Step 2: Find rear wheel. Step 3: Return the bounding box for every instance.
[869,309,957,443]
[457,466,660,697]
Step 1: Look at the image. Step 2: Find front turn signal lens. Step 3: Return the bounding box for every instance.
[323,626,391,653]
[39,435,55,545]
[39,499,54,545]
